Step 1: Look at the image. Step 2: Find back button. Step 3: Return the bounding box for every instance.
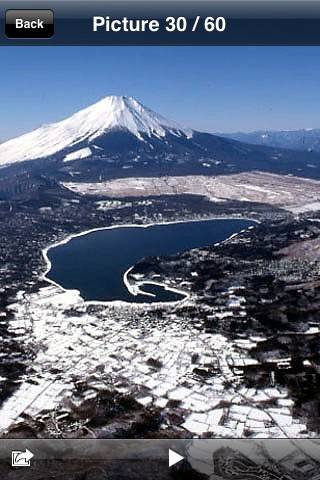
[5,10,54,39]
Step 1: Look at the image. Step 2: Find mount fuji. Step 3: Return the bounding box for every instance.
[0,96,193,166]
[1,95,320,181]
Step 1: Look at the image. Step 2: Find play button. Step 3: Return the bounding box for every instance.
[168,449,184,468]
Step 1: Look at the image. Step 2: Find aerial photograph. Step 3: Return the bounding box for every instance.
[0,46,320,441]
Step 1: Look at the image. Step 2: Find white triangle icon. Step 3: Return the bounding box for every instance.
[169,449,184,467]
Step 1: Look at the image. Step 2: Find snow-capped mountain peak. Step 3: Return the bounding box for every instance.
[0,95,193,167]
[83,95,193,141]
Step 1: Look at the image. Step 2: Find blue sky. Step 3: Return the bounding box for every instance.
[1,46,320,141]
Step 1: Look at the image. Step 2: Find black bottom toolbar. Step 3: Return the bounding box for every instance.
[0,439,320,479]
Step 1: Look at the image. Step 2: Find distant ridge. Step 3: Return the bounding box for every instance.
[221,128,320,153]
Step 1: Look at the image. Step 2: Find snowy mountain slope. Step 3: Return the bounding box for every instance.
[0,96,192,167]
[222,129,320,153]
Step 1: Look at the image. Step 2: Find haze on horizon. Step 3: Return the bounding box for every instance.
[1,46,320,142]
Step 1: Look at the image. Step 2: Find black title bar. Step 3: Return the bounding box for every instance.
[2,1,320,45]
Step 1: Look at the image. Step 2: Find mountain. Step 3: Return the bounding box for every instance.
[1,96,320,182]
[222,129,320,153]
[0,96,193,167]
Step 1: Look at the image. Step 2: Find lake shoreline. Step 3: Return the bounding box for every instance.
[42,215,259,306]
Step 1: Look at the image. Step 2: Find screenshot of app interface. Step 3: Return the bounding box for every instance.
[1,0,320,478]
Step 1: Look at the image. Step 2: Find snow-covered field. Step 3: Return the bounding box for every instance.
[63,171,320,213]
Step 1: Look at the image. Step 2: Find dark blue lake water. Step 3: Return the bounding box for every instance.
[46,219,254,303]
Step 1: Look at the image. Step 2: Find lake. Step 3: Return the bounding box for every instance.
[46,218,254,303]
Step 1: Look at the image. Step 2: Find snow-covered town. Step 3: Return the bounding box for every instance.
[0,282,308,438]
[0,196,319,439]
